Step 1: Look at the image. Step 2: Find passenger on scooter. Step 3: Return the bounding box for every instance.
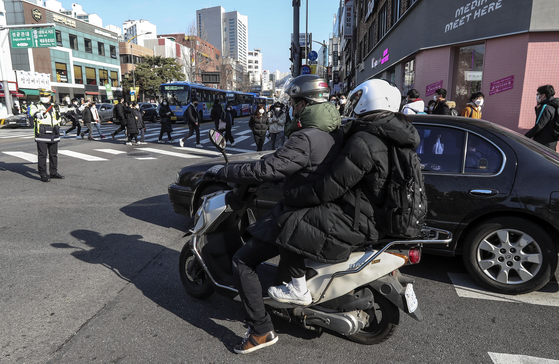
[276,80,421,299]
[204,74,343,354]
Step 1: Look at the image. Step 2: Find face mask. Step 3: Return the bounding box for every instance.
[429,106,434,111]
[259,109,264,114]
[340,99,346,105]
[163,102,167,105]
[536,96,541,103]
[433,95,438,101]
[40,97,50,103]
[475,99,484,107]
[227,107,231,111]
[275,107,280,112]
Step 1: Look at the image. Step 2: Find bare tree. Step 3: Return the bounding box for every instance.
[183,21,199,83]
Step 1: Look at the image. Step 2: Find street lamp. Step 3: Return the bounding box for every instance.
[126,31,152,101]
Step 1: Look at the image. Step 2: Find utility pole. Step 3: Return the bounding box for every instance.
[292,0,301,77]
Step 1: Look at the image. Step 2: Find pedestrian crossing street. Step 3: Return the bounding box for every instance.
[0,121,274,163]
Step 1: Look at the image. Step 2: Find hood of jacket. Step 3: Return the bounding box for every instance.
[542,97,559,111]
[348,112,420,149]
[285,101,341,137]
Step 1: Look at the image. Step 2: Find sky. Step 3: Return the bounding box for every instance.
[81,0,339,74]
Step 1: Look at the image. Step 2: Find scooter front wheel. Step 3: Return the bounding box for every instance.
[179,243,214,299]
[348,290,399,345]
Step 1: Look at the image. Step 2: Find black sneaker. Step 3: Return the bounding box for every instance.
[234,328,278,354]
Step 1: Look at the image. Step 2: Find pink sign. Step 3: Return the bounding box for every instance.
[489,76,514,95]
[380,48,390,64]
[425,80,443,97]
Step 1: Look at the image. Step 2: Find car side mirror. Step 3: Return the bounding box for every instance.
[208,129,228,165]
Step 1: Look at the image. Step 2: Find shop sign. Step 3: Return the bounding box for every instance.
[464,71,483,81]
[425,80,443,97]
[31,8,42,22]
[105,84,113,100]
[380,48,390,64]
[333,51,339,67]
[15,70,52,90]
[53,13,77,28]
[291,33,312,47]
[10,28,56,48]
[489,75,513,95]
[344,0,354,40]
[445,0,503,33]
[95,29,118,40]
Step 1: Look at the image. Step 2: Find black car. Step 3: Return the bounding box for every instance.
[138,103,160,122]
[168,115,559,295]
[2,114,32,128]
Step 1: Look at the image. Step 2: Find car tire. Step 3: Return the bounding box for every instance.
[463,217,558,295]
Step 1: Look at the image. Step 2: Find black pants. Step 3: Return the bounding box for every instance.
[269,133,278,149]
[159,130,172,141]
[225,123,234,143]
[37,142,58,178]
[65,120,81,136]
[232,237,306,335]
[183,121,200,144]
[253,134,266,151]
[127,133,138,143]
[113,122,126,137]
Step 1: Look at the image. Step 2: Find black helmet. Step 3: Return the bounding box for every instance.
[284,75,330,105]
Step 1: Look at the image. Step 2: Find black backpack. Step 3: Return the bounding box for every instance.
[376,144,428,238]
[549,106,559,140]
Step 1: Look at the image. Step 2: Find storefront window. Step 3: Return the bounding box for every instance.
[110,71,118,87]
[452,44,485,111]
[74,65,83,84]
[403,59,415,96]
[55,62,68,83]
[85,67,96,85]
[99,70,108,86]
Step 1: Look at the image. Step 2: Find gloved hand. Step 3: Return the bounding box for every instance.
[203,164,225,180]
[36,112,45,120]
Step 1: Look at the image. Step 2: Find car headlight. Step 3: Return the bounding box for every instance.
[175,171,181,184]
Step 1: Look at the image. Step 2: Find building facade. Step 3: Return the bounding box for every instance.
[123,19,156,46]
[344,0,559,134]
[5,0,121,103]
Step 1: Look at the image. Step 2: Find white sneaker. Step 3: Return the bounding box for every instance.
[126,142,132,145]
[179,138,184,147]
[195,143,203,148]
[75,135,80,139]
[157,140,165,144]
[140,141,147,144]
[62,130,66,137]
[267,282,312,306]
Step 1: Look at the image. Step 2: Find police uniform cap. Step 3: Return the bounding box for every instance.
[38,89,52,97]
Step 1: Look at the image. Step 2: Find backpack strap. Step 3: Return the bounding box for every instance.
[536,104,548,124]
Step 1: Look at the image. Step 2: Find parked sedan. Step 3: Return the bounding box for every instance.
[138,102,160,122]
[168,115,559,295]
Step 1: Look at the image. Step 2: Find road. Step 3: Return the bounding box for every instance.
[1,118,558,364]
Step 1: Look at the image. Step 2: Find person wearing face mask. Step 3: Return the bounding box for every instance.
[157,98,175,144]
[62,99,82,138]
[268,102,286,149]
[80,100,95,140]
[179,97,202,148]
[248,103,269,151]
[338,95,347,116]
[460,92,485,119]
[402,89,425,115]
[431,88,451,115]
[220,102,236,146]
[110,98,126,140]
[29,89,64,182]
[525,84,559,150]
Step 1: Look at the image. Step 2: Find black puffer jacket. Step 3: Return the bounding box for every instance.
[283,112,421,259]
[249,113,269,137]
[218,101,344,263]
[123,106,138,134]
[525,97,559,149]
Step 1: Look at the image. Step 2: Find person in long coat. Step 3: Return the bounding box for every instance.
[124,103,139,145]
[158,98,175,143]
[248,103,269,151]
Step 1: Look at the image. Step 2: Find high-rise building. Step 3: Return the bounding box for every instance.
[247,48,262,79]
[196,6,248,72]
[44,1,102,27]
[122,19,157,47]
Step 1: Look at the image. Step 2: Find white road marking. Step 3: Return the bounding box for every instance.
[94,149,126,155]
[58,150,108,161]
[171,146,223,156]
[489,353,559,364]
[2,151,38,163]
[135,157,157,160]
[448,273,559,307]
[137,147,202,159]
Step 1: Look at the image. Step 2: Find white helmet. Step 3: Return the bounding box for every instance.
[347,79,401,116]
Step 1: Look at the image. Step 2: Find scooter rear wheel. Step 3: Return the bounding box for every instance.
[179,244,214,299]
[348,290,399,345]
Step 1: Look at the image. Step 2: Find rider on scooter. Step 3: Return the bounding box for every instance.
[204,74,344,354]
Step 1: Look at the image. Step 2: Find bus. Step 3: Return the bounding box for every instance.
[159,82,227,122]
[255,96,275,111]
[225,91,255,118]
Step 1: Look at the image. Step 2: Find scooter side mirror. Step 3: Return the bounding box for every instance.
[208,128,229,165]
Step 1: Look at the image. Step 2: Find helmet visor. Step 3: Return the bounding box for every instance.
[343,89,363,118]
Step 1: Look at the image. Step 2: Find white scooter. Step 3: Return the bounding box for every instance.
[179,129,452,345]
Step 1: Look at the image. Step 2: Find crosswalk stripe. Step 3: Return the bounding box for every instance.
[232,135,251,144]
[137,147,203,159]
[171,146,223,156]
[94,149,127,155]
[2,151,37,163]
[236,130,253,135]
[136,157,157,160]
[58,150,108,161]
[489,353,559,364]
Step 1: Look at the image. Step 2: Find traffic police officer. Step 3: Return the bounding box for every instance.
[30,89,65,182]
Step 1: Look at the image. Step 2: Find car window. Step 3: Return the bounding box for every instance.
[416,125,465,173]
[465,134,503,174]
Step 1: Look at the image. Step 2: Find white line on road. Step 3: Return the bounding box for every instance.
[58,150,108,161]
[489,353,559,364]
[448,273,559,307]
[2,151,37,163]
[137,147,203,159]
[94,149,127,155]
[171,146,222,156]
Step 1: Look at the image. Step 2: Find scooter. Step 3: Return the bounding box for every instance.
[179,129,452,345]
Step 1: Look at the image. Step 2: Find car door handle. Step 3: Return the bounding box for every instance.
[469,189,498,197]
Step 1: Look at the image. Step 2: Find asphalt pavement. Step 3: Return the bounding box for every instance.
[1,119,558,364]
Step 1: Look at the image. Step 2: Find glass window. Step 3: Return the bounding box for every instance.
[85,67,96,85]
[55,62,68,83]
[110,45,117,59]
[110,71,118,87]
[99,69,108,86]
[391,0,401,26]
[452,44,485,111]
[74,65,83,84]
[465,134,503,174]
[402,59,415,96]
[55,30,63,47]
[98,42,105,56]
[85,38,92,53]
[378,4,387,39]
[69,34,78,50]
[415,126,465,173]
